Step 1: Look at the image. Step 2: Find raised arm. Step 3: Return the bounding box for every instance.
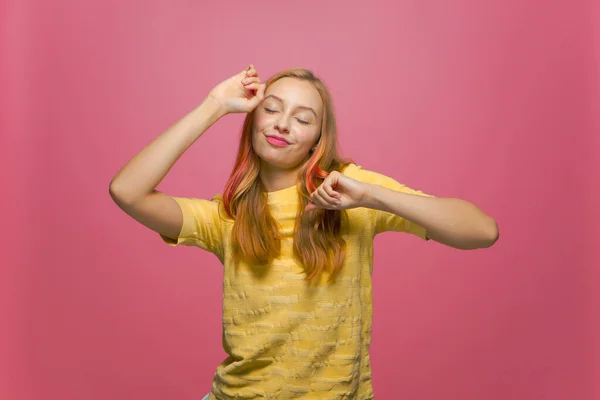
[109,65,266,240]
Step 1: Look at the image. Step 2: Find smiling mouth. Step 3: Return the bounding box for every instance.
[265,135,290,146]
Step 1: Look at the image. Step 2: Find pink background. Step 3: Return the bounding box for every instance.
[2,0,599,399]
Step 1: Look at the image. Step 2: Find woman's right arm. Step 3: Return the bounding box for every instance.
[109,64,266,240]
[109,95,225,240]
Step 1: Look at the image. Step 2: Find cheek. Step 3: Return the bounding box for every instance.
[297,128,320,147]
[254,113,270,131]
[290,136,317,157]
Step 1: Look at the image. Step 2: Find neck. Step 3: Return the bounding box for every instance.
[259,163,300,192]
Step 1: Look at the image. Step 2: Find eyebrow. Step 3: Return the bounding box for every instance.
[264,95,318,118]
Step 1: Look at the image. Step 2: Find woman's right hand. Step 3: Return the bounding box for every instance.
[208,65,266,115]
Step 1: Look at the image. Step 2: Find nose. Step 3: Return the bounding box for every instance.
[274,114,290,133]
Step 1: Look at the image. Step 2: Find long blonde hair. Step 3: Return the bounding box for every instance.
[222,68,350,282]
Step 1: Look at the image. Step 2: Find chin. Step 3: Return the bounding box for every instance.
[260,155,297,170]
[258,151,305,171]
[252,139,309,170]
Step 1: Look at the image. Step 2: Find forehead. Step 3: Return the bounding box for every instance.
[265,77,323,112]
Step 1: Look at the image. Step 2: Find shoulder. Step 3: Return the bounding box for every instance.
[175,194,229,222]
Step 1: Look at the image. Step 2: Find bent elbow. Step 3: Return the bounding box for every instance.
[109,179,122,201]
[483,220,499,248]
[109,179,134,207]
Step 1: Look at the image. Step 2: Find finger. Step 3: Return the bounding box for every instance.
[246,67,258,77]
[317,186,341,206]
[322,182,341,199]
[239,65,252,78]
[242,76,261,85]
[310,190,327,208]
[243,82,262,91]
[305,202,317,212]
[313,189,338,209]
[256,83,266,101]
[247,84,266,107]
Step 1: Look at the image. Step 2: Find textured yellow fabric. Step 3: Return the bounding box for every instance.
[161,164,432,399]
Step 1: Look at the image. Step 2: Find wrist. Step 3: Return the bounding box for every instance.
[361,184,388,211]
[202,95,228,121]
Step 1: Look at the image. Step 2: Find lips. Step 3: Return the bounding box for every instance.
[265,135,290,145]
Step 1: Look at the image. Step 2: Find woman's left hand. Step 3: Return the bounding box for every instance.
[305,171,370,212]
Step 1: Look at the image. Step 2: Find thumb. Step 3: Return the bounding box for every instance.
[239,64,253,77]
[248,83,266,108]
[304,202,317,212]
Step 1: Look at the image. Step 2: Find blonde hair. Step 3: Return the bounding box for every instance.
[222,68,350,283]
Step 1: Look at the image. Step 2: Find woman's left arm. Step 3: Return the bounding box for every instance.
[307,171,499,250]
[362,184,499,250]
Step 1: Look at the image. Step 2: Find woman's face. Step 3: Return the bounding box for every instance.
[252,77,323,171]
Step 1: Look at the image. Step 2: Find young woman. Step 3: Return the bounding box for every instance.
[110,65,498,400]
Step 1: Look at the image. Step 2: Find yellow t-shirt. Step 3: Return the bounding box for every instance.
[161,164,433,399]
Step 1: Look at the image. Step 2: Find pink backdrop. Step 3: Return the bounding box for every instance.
[2,0,598,399]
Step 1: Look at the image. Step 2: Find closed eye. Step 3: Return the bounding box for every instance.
[265,108,310,125]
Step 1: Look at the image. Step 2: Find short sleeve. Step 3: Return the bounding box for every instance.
[159,196,224,256]
[343,164,435,240]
